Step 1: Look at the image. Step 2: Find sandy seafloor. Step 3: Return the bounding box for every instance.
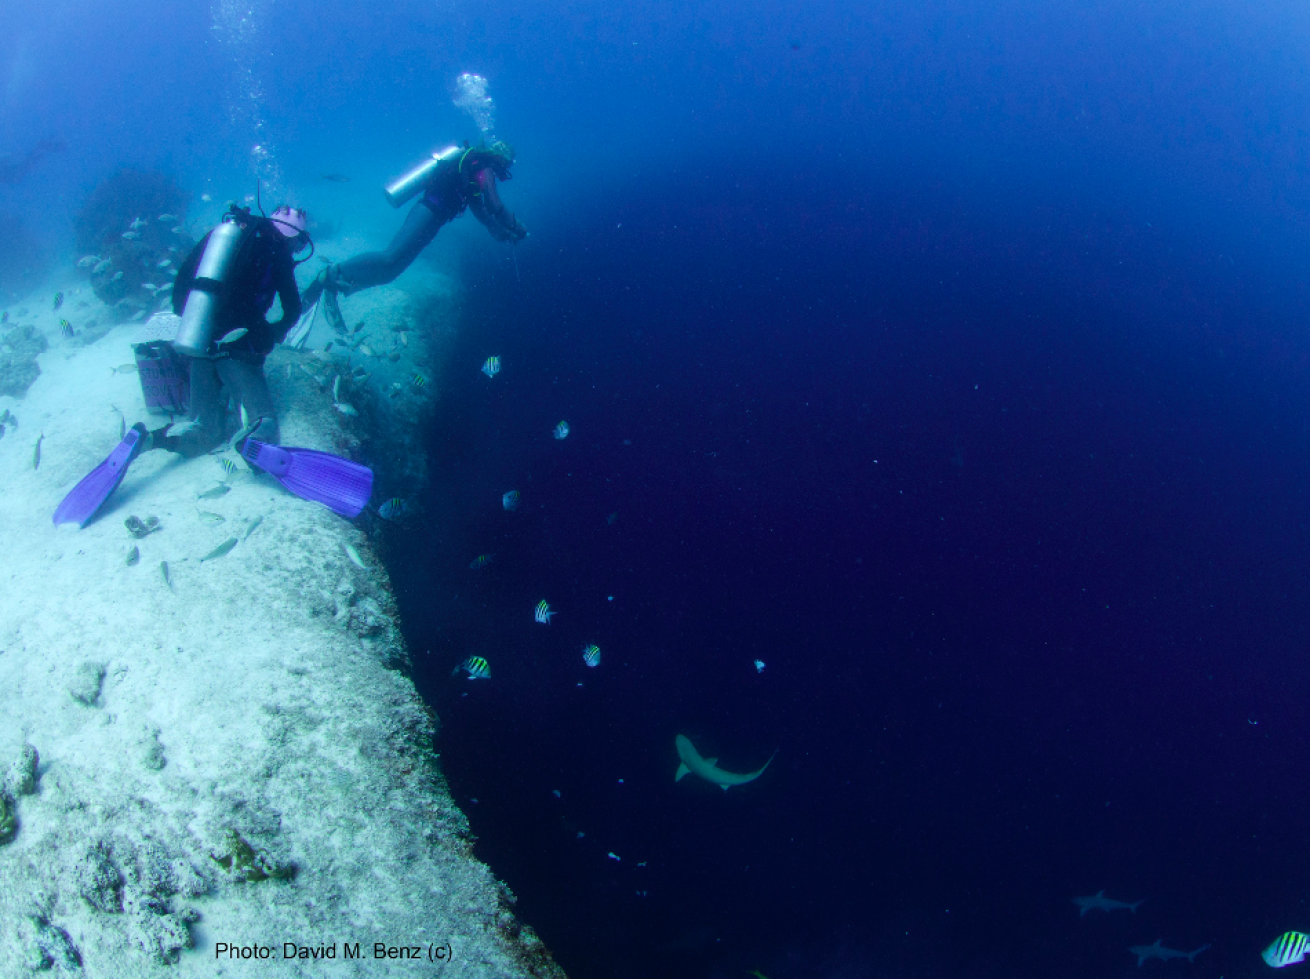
[0,239,565,977]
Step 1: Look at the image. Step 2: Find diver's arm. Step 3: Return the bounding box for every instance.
[268,256,302,335]
[468,169,527,242]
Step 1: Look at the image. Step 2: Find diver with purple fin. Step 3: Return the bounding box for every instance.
[53,203,373,527]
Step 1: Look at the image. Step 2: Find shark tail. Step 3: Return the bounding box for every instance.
[1129,899,1144,913]
[1186,945,1211,962]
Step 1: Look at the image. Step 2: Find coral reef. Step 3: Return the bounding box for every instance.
[68,660,107,706]
[5,742,39,797]
[0,793,15,844]
[210,829,296,883]
[139,728,166,771]
[0,325,48,398]
[72,170,194,316]
[17,915,80,971]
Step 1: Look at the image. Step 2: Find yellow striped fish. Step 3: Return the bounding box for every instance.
[1265,932,1310,969]
[451,655,491,680]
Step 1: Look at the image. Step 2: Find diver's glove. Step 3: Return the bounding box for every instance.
[303,264,355,305]
[491,216,527,243]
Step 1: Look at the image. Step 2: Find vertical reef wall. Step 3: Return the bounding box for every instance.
[0,264,564,977]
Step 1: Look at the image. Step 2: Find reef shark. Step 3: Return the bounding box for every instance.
[1128,940,1210,967]
[674,734,776,790]
[1073,890,1145,917]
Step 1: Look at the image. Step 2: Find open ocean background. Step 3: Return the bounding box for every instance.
[6,0,1310,976]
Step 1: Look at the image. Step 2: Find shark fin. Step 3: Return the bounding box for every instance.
[721,784,731,791]
[675,763,690,781]
[705,757,718,767]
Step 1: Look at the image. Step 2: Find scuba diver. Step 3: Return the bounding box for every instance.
[53,204,374,527]
[299,140,527,311]
[152,203,306,456]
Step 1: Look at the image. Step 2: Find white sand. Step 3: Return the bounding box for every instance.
[0,274,562,976]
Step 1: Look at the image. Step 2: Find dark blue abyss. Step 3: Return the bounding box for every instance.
[384,147,1310,979]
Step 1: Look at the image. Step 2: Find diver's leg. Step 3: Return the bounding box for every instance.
[216,357,280,446]
[155,357,227,457]
[307,200,447,302]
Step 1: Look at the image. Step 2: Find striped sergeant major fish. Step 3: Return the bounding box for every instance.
[451,656,491,680]
[1265,932,1310,969]
[378,497,409,521]
[502,490,520,511]
[582,644,601,668]
[481,356,500,378]
[534,600,556,625]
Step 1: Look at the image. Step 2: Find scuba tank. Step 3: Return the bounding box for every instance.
[384,145,462,208]
[173,218,246,357]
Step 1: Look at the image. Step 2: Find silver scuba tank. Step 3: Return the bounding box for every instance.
[173,219,246,357]
[384,145,462,208]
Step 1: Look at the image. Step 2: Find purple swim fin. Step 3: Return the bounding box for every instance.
[53,424,148,527]
[240,439,372,518]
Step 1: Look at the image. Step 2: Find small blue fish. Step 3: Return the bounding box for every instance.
[535,600,556,625]
[52,292,63,311]
[469,554,495,570]
[452,655,491,680]
[215,327,248,346]
[553,420,570,440]
[481,356,501,378]
[121,231,140,240]
[502,490,520,511]
[378,497,409,521]
[60,319,73,339]
[1265,932,1310,969]
[583,644,601,668]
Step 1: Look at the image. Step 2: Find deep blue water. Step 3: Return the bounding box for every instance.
[395,154,1310,978]
[8,0,1310,976]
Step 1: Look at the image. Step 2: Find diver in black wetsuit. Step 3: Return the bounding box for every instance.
[301,141,526,307]
[151,205,306,457]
